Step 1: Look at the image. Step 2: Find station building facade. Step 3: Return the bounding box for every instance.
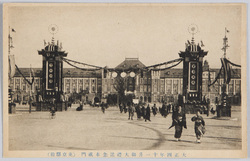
[10,58,241,105]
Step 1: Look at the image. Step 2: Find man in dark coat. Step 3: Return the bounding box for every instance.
[141,105,146,119]
[170,105,187,141]
[162,103,167,117]
[152,104,157,116]
[167,103,172,114]
[135,104,142,119]
[145,104,151,122]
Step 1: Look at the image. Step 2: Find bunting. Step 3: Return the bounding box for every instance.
[15,65,34,86]
[8,55,16,79]
[208,66,222,87]
[63,59,101,71]
[221,58,231,84]
[226,58,241,67]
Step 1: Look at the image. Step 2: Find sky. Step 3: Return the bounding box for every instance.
[6,4,244,68]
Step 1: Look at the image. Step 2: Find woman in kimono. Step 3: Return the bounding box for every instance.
[171,105,187,141]
[191,109,205,143]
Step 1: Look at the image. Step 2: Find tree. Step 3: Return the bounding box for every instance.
[113,76,126,104]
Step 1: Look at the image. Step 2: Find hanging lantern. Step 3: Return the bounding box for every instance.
[130,72,135,77]
[112,72,118,78]
[121,72,126,78]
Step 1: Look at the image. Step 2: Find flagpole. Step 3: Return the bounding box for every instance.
[29,64,32,113]
[8,26,10,55]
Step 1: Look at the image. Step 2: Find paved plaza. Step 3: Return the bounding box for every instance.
[9,105,242,150]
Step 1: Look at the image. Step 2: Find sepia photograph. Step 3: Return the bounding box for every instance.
[3,3,247,158]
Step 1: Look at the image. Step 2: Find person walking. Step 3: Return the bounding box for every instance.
[167,103,172,115]
[123,103,127,113]
[49,98,56,119]
[128,102,134,120]
[119,103,123,113]
[141,105,146,119]
[145,104,151,122]
[152,104,157,116]
[101,102,105,113]
[135,104,141,120]
[169,105,187,141]
[191,109,205,143]
[162,103,167,117]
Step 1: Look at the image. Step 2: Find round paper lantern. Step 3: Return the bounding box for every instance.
[121,72,126,78]
[130,72,135,77]
[112,72,118,78]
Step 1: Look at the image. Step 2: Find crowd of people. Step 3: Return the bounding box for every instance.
[117,102,206,143]
[118,102,175,122]
[69,100,208,143]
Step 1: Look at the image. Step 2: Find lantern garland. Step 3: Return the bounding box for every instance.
[62,57,184,78]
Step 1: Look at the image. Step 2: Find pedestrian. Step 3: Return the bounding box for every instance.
[101,102,105,113]
[128,102,135,120]
[119,103,123,113]
[210,105,216,115]
[152,104,157,116]
[123,103,127,113]
[162,103,167,117]
[50,105,56,119]
[135,104,141,119]
[141,105,146,119]
[76,102,83,111]
[145,104,151,122]
[191,109,205,143]
[169,105,187,141]
[50,98,56,119]
[167,103,172,115]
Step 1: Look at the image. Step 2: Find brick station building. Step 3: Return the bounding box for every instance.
[10,58,241,105]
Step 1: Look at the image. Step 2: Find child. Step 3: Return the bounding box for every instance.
[191,109,205,143]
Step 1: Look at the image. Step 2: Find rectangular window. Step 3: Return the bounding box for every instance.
[154,85,157,93]
[79,85,83,92]
[140,85,143,92]
[228,80,234,94]
[23,85,26,91]
[173,80,178,94]
[140,78,143,84]
[235,80,241,93]
[166,79,172,94]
